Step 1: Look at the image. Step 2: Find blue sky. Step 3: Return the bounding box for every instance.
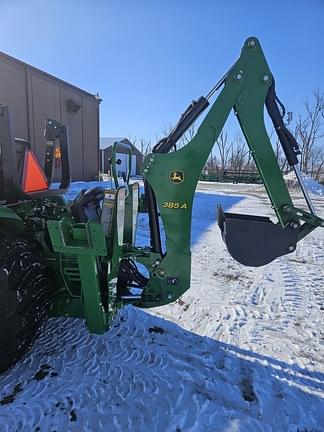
[1,0,324,145]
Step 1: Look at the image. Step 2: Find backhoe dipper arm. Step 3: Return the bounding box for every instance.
[131,37,323,308]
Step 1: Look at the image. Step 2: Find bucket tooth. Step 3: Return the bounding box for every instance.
[217,207,298,267]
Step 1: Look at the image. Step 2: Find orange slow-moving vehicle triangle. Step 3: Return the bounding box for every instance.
[22,151,48,193]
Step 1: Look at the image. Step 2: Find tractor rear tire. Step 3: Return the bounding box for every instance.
[0,233,51,374]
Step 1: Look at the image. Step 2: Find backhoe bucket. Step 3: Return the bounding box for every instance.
[217,207,298,267]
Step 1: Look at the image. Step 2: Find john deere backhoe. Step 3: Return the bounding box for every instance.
[0,37,323,374]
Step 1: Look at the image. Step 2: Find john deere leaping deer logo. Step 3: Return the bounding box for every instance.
[169,170,184,184]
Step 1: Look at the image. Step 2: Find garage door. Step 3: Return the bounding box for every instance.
[116,153,137,177]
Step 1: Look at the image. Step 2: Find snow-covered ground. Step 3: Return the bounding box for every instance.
[0,181,323,431]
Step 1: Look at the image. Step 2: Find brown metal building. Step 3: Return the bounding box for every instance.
[0,51,100,181]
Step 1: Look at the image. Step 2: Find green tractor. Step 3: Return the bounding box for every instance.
[0,37,323,374]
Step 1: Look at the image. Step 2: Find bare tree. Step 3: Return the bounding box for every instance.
[127,135,152,156]
[205,151,219,177]
[178,124,196,148]
[139,138,152,155]
[228,135,250,172]
[295,91,324,173]
[215,130,231,174]
[309,144,324,181]
[272,137,289,172]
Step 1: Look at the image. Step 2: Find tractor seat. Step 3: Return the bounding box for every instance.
[71,187,105,223]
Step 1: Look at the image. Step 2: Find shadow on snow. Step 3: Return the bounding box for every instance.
[0,307,322,431]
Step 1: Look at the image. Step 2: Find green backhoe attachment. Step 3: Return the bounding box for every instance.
[140,37,324,276]
[1,36,323,374]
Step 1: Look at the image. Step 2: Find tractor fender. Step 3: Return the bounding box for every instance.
[0,207,25,234]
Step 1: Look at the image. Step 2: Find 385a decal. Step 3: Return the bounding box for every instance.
[162,201,187,209]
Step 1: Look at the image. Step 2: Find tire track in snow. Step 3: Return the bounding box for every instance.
[279,260,307,319]
[1,305,279,432]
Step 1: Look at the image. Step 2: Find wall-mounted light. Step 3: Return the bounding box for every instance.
[66,99,81,113]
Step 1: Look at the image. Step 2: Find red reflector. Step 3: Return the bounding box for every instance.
[22,151,48,193]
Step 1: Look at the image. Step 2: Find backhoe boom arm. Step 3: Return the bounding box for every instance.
[131,37,323,308]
